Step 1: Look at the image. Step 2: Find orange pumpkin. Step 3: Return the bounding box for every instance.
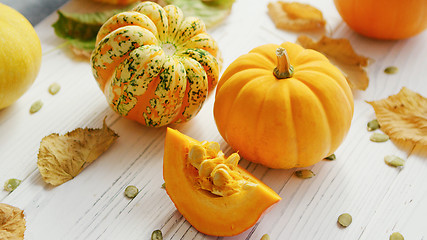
[163,128,281,236]
[334,0,427,40]
[213,42,354,169]
[91,2,220,127]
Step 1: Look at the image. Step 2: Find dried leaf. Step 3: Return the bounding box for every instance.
[52,3,138,56]
[267,1,325,31]
[37,120,119,186]
[162,0,236,29]
[297,35,370,90]
[367,87,427,147]
[0,203,26,240]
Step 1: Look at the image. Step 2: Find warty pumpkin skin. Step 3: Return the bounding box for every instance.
[334,0,427,40]
[213,42,354,169]
[91,1,221,127]
[163,128,281,236]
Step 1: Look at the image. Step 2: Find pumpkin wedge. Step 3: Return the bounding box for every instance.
[163,128,281,236]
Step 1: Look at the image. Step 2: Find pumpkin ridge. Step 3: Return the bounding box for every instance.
[172,56,208,123]
[286,79,330,167]
[259,79,299,168]
[107,45,166,116]
[127,57,186,126]
[218,53,275,91]
[297,67,354,118]
[163,5,184,43]
[229,76,278,164]
[95,12,158,44]
[292,74,335,157]
[132,2,169,41]
[91,26,158,91]
[216,70,271,142]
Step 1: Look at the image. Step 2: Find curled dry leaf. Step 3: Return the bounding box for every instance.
[297,35,370,90]
[37,120,119,186]
[367,87,427,148]
[267,1,325,31]
[0,203,26,240]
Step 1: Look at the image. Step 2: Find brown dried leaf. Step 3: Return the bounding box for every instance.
[37,120,119,186]
[367,87,427,147]
[297,35,370,90]
[267,1,326,31]
[0,203,26,240]
[70,45,92,61]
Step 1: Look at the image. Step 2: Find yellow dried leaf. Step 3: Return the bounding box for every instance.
[367,87,427,147]
[297,35,370,90]
[0,203,26,240]
[267,1,325,31]
[37,120,119,186]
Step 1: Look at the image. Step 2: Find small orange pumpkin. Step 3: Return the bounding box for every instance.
[334,0,427,40]
[213,42,354,169]
[163,128,281,236]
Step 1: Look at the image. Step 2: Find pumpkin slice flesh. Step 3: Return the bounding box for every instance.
[163,128,281,236]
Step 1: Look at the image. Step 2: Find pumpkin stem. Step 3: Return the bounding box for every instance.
[273,47,294,79]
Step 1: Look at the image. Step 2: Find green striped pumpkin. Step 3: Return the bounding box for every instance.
[91,1,221,127]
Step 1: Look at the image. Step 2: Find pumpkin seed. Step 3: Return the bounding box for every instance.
[199,159,217,177]
[384,155,405,167]
[295,169,315,179]
[260,233,270,240]
[370,132,389,142]
[242,181,257,190]
[124,185,138,198]
[4,178,21,192]
[225,152,240,166]
[151,229,163,240]
[384,66,398,74]
[212,168,231,187]
[367,119,380,131]
[29,100,43,114]
[203,141,220,157]
[337,213,352,227]
[188,144,207,168]
[389,232,404,240]
[48,82,61,95]
[324,154,336,161]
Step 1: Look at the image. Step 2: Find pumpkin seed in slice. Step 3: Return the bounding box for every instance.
[324,154,336,161]
[151,229,163,240]
[384,66,398,74]
[260,234,270,240]
[295,169,315,179]
[124,185,138,198]
[29,100,43,114]
[337,213,352,227]
[48,83,61,95]
[384,155,405,168]
[4,178,22,192]
[370,132,389,142]
[367,119,380,131]
[390,232,404,240]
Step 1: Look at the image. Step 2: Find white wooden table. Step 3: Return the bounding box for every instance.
[1,0,427,239]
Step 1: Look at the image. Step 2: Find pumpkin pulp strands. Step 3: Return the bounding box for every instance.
[273,47,294,79]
